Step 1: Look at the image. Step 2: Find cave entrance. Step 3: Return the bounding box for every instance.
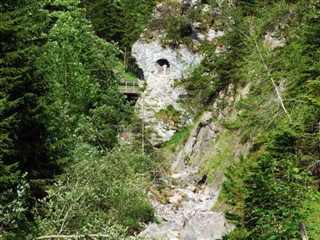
[156,58,170,75]
[136,67,144,80]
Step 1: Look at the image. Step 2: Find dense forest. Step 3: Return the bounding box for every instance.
[1,0,319,239]
[0,0,156,239]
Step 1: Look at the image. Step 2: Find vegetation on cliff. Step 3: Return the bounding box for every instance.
[181,1,320,239]
[1,0,319,239]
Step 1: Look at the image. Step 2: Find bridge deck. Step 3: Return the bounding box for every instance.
[118,80,141,95]
[119,86,141,94]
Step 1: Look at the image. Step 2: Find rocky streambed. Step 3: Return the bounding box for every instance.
[139,112,234,240]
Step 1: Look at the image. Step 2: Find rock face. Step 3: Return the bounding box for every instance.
[132,40,201,144]
[139,112,234,240]
[173,112,217,175]
[179,0,200,7]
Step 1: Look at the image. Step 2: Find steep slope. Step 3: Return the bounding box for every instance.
[134,0,320,239]
[140,113,234,239]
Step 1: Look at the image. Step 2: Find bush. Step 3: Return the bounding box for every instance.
[34,144,155,238]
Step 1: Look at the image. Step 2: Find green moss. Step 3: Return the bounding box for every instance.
[163,125,192,153]
[155,105,181,129]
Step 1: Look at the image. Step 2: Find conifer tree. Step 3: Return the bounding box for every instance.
[82,0,156,67]
[0,0,54,236]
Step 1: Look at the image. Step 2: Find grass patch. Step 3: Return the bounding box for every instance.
[114,62,137,84]
[205,130,234,183]
[164,125,193,152]
[204,130,248,214]
[304,191,320,240]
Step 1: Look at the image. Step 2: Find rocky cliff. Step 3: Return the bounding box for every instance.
[132,0,227,146]
[139,83,251,239]
[135,0,320,239]
[132,1,255,239]
[132,40,201,145]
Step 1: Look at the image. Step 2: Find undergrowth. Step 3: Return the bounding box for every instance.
[184,1,320,239]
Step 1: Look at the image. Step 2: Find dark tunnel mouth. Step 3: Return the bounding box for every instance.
[136,67,144,80]
[156,58,170,68]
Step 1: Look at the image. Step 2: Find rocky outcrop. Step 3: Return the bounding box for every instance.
[173,112,217,174]
[133,41,201,144]
[133,2,252,239]
[212,83,251,120]
[139,112,234,240]
[179,0,200,7]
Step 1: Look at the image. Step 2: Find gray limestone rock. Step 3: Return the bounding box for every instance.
[132,41,201,144]
[180,212,235,240]
[139,112,234,240]
[264,31,285,50]
[179,0,200,7]
[172,111,217,176]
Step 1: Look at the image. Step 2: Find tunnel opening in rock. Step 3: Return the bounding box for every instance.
[136,67,144,80]
[156,58,170,67]
[156,58,170,74]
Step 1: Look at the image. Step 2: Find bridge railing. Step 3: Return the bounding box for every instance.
[118,80,141,94]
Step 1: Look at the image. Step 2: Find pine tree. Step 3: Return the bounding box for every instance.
[82,0,156,68]
[0,0,56,236]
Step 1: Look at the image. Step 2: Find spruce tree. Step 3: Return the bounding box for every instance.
[82,0,156,67]
[0,0,55,236]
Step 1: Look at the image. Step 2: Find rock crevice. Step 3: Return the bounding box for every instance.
[139,112,234,240]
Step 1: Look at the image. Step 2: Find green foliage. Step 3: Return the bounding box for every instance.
[210,1,320,239]
[1,0,134,237]
[304,191,320,240]
[181,60,223,114]
[0,174,30,239]
[162,15,193,47]
[35,144,154,237]
[0,0,53,183]
[221,155,250,224]
[82,0,157,69]
[155,105,181,129]
[223,128,313,239]
[235,0,262,16]
[39,0,129,164]
[83,0,156,49]
[0,1,57,236]
[145,1,212,48]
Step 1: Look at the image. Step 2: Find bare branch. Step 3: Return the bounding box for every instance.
[300,222,309,240]
[306,160,320,176]
[35,234,114,240]
[253,38,292,122]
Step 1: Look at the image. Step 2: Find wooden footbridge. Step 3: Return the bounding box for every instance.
[118,81,141,96]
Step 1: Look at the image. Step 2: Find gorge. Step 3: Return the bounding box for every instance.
[1,0,319,239]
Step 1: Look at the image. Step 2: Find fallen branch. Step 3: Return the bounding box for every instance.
[300,222,309,240]
[253,38,292,122]
[35,234,113,240]
[306,160,320,176]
